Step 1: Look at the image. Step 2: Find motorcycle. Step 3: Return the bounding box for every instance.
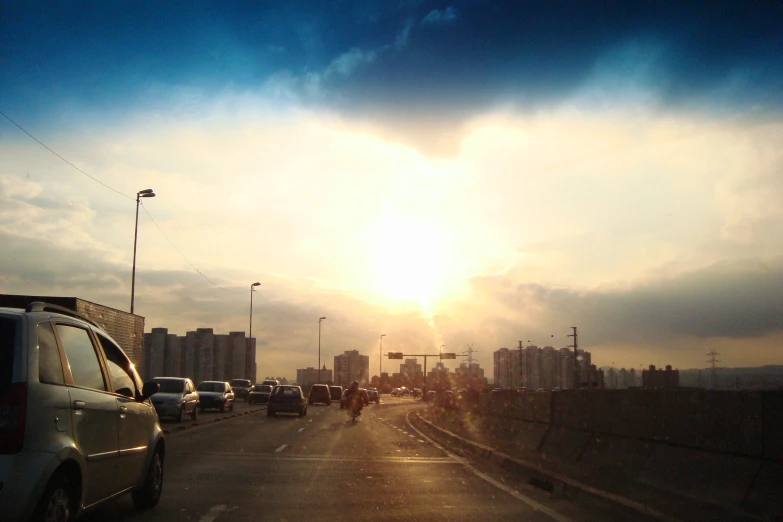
[348,395,362,421]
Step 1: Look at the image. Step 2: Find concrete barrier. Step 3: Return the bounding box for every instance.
[590,389,660,440]
[763,390,783,462]
[510,420,548,454]
[637,444,760,507]
[539,426,591,461]
[521,391,551,423]
[550,390,592,430]
[744,461,783,517]
[579,434,653,484]
[657,390,763,455]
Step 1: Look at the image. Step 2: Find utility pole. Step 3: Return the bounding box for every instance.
[707,349,721,389]
[567,327,578,389]
[518,341,524,388]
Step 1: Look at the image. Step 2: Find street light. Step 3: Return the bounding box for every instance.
[379,334,386,385]
[318,317,327,384]
[130,188,155,314]
[249,282,261,366]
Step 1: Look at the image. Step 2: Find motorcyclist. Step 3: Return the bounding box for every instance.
[344,381,363,416]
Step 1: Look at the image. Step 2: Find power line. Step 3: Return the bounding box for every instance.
[0,109,133,200]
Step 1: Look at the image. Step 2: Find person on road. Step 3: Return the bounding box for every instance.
[344,380,363,417]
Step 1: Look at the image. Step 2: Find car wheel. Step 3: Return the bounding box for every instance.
[191,405,198,421]
[267,409,275,417]
[31,471,76,522]
[229,401,234,412]
[132,447,164,509]
[176,406,184,423]
[298,407,305,417]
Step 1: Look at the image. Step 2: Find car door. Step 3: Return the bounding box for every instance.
[55,322,119,506]
[95,332,155,492]
[184,379,196,414]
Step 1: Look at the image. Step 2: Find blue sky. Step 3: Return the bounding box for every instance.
[1,1,782,378]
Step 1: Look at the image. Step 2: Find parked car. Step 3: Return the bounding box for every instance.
[248,383,273,404]
[267,385,307,417]
[149,376,200,422]
[230,378,253,401]
[197,381,235,412]
[308,383,332,405]
[329,385,343,401]
[367,388,380,403]
[0,302,165,521]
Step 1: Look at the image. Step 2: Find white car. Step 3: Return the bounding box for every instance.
[0,302,165,521]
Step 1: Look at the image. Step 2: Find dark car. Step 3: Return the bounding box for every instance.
[367,388,380,403]
[308,383,332,405]
[230,378,253,401]
[149,376,200,422]
[248,383,273,404]
[359,388,369,406]
[329,385,343,401]
[197,381,235,412]
[267,385,307,417]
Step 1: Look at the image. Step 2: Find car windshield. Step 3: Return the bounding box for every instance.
[0,317,16,391]
[152,379,184,394]
[254,385,272,392]
[231,380,250,387]
[197,382,224,392]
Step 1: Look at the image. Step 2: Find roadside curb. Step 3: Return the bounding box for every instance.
[410,411,681,522]
[163,407,265,436]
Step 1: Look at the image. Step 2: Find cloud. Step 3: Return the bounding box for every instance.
[421,6,458,25]
[324,48,378,77]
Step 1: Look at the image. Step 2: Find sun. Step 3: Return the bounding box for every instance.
[369,213,447,308]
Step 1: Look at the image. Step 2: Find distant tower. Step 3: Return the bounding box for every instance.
[706,350,721,390]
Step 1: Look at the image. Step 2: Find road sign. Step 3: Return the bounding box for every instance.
[388,352,404,359]
[440,353,457,359]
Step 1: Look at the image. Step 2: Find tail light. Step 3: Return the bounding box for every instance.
[0,382,27,454]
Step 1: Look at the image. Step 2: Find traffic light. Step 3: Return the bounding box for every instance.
[388,352,404,359]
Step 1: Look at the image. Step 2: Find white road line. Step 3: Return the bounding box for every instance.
[298,428,304,433]
[198,505,228,522]
[274,444,287,453]
[405,411,573,522]
[308,419,313,423]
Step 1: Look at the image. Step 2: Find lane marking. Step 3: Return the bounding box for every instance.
[298,428,304,433]
[405,411,574,522]
[198,505,228,522]
[175,451,459,463]
[308,419,313,423]
[274,444,287,453]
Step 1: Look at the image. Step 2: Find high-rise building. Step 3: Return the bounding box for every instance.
[618,368,628,389]
[195,328,215,382]
[642,365,680,388]
[214,334,229,381]
[559,347,575,389]
[246,337,257,383]
[525,345,540,389]
[541,346,557,390]
[297,366,333,389]
[164,333,182,376]
[334,350,369,387]
[143,327,168,379]
[493,348,513,388]
[229,331,247,380]
[400,358,423,380]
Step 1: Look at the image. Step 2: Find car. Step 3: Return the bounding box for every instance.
[267,385,307,417]
[149,376,200,422]
[441,390,455,408]
[230,378,253,401]
[261,379,280,387]
[366,388,380,403]
[197,381,235,412]
[340,389,350,409]
[359,388,370,406]
[0,302,165,521]
[391,388,402,397]
[411,388,422,398]
[329,385,343,401]
[308,383,332,405]
[426,390,437,402]
[248,383,273,404]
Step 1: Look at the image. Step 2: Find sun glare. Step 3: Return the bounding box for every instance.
[370,213,446,310]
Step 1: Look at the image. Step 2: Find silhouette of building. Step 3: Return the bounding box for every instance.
[493,348,514,388]
[297,366,332,389]
[334,350,369,387]
[642,364,680,388]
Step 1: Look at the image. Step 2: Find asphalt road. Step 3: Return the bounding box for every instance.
[82,398,634,522]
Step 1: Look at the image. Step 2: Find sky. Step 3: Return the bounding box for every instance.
[1,0,782,381]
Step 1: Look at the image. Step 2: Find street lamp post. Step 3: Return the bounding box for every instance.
[249,282,261,378]
[318,317,327,384]
[379,334,386,386]
[131,188,155,314]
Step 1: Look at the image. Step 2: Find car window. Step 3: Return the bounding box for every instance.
[37,321,64,385]
[185,381,192,393]
[0,317,17,390]
[197,382,224,392]
[96,333,137,397]
[273,387,300,396]
[57,324,106,391]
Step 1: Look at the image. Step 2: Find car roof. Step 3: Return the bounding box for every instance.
[152,376,188,381]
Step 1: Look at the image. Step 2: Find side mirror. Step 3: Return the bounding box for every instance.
[141,382,160,400]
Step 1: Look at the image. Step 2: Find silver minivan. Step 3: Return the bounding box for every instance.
[0,302,165,521]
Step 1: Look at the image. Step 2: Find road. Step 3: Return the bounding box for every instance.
[83,398,637,522]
